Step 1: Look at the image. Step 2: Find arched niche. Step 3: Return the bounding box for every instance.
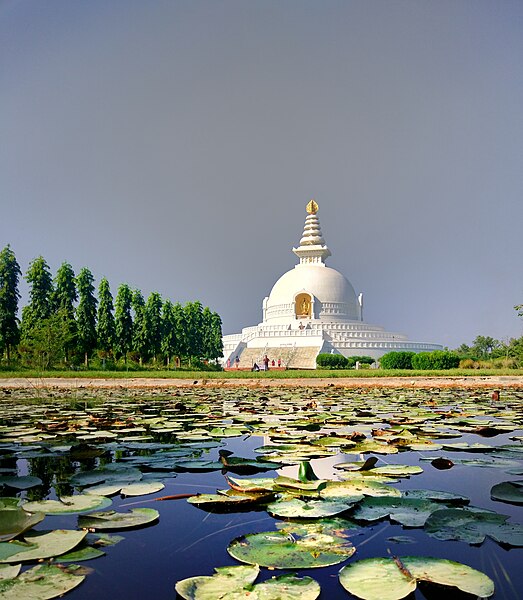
[295,292,312,319]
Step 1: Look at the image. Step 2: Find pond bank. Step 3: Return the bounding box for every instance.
[1,375,522,394]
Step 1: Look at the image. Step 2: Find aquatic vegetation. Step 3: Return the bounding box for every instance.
[0,385,519,597]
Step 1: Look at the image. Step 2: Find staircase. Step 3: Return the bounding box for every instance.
[234,345,321,370]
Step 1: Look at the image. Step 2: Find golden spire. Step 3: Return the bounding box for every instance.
[306,199,318,214]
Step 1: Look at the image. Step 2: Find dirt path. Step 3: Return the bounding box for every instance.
[1,375,522,391]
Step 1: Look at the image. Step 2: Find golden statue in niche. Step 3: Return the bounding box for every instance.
[295,293,312,318]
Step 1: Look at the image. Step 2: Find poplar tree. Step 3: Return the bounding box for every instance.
[132,290,148,365]
[97,278,115,357]
[114,283,133,363]
[161,299,177,366]
[0,245,21,363]
[184,300,203,365]
[52,262,78,363]
[210,311,224,362]
[145,292,162,363]
[172,302,187,364]
[76,267,97,367]
[21,256,54,336]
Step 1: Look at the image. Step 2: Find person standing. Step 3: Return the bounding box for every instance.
[263,355,269,371]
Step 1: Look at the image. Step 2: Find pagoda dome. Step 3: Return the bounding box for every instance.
[264,263,360,323]
[263,201,361,324]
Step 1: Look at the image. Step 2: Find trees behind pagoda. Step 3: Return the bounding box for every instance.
[1,246,223,369]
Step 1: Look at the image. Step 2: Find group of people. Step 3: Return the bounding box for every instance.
[252,355,282,371]
[226,354,283,370]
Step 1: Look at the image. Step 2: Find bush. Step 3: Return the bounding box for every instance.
[379,351,415,370]
[411,351,460,370]
[316,353,348,369]
[459,358,478,369]
[346,355,376,368]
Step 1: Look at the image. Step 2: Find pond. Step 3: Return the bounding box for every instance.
[0,385,521,599]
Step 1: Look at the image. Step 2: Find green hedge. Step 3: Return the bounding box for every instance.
[316,353,348,369]
[411,350,460,370]
[379,351,415,369]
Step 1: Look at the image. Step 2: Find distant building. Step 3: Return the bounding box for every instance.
[223,201,442,369]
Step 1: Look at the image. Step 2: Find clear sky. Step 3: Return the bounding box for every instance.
[1,0,522,349]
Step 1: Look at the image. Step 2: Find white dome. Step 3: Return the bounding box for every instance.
[265,263,360,323]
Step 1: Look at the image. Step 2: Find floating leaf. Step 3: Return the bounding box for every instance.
[78,508,159,531]
[352,497,448,527]
[424,508,523,546]
[188,490,274,510]
[22,494,112,515]
[267,497,353,519]
[0,563,86,599]
[0,565,20,581]
[55,545,105,562]
[0,507,45,542]
[0,530,87,563]
[228,528,355,569]
[0,476,42,490]
[320,479,400,501]
[176,564,321,600]
[339,556,494,599]
[490,480,523,505]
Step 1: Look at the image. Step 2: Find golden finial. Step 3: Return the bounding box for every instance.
[306,199,318,214]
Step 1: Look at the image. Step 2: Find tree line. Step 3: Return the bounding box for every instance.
[0,245,223,370]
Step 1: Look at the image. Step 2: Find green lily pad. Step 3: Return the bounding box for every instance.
[0,529,87,563]
[274,476,327,492]
[424,508,523,546]
[22,494,112,515]
[267,497,353,519]
[226,477,276,493]
[352,497,449,527]
[228,528,355,569]
[0,565,21,581]
[339,556,494,599]
[188,490,274,510]
[401,489,469,504]
[175,564,321,600]
[55,544,105,562]
[490,480,523,505]
[0,476,42,490]
[78,507,159,530]
[70,466,142,487]
[320,479,400,501]
[0,563,86,599]
[0,507,45,542]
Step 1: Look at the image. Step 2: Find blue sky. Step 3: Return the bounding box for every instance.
[1,1,522,348]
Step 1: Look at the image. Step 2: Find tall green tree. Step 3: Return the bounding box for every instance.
[97,278,116,357]
[0,245,21,363]
[184,301,203,365]
[145,292,163,363]
[132,290,148,365]
[21,256,54,337]
[76,267,97,367]
[52,262,78,364]
[114,283,133,363]
[172,302,187,363]
[201,306,223,362]
[471,335,500,359]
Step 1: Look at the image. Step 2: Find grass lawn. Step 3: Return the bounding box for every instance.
[1,368,522,379]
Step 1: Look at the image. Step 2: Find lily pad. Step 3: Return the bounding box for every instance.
[175,564,321,600]
[424,508,523,546]
[320,479,400,501]
[22,494,112,515]
[0,563,86,599]
[0,476,42,490]
[267,497,353,519]
[0,529,87,563]
[78,507,159,530]
[339,556,494,599]
[227,528,355,569]
[0,507,45,542]
[490,480,523,505]
[352,497,448,527]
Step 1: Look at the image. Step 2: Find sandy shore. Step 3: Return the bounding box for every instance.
[1,375,522,391]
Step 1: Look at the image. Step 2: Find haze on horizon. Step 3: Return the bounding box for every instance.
[1,0,522,350]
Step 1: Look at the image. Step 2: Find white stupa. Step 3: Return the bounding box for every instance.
[223,201,442,369]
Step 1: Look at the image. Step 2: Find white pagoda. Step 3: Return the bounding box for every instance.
[222,201,441,369]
